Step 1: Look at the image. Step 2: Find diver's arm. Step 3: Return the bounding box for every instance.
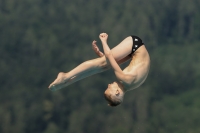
[100,33,135,84]
[105,49,135,84]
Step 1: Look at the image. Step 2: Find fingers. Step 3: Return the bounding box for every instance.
[92,40,98,50]
[92,40,105,57]
[99,33,108,42]
[92,41,99,52]
[92,40,97,44]
[92,40,97,47]
[99,33,108,38]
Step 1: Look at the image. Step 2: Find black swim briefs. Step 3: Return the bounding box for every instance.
[130,35,144,55]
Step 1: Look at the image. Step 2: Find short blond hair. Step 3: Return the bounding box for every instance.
[104,93,124,107]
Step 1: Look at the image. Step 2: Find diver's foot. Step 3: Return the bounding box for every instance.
[92,40,104,57]
[48,72,69,91]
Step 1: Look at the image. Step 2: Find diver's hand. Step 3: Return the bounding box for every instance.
[99,33,108,43]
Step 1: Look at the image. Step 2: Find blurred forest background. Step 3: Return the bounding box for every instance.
[0,0,200,133]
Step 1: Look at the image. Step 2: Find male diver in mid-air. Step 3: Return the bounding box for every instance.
[49,33,150,106]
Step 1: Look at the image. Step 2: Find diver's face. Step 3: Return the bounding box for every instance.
[105,82,120,96]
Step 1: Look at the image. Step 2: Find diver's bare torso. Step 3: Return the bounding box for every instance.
[122,45,150,91]
[49,34,150,92]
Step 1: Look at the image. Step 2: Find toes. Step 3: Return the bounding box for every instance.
[49,81,57,89]
[49,72,69,89]
[48,72,66,89]
[49,85,57,91]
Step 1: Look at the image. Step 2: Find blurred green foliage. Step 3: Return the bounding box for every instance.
[0,0,200,133]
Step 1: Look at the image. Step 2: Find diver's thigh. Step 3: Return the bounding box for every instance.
[111,36,133,61]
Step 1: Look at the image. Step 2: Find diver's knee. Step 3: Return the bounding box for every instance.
[83,57,109,69]
[98,57,109,69]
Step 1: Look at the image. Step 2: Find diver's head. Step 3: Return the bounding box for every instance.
[104,81,124,107]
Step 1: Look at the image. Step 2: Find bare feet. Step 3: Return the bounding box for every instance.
[92,40,104,57]
[49,41,104,91]
[48,72,69,91]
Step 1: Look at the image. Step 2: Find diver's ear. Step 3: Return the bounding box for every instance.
[115,89,120,96]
